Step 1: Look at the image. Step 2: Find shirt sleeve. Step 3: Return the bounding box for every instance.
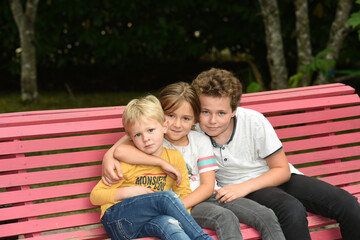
[253,113,283,159]
[90,180,120,206]
[90,163,128,206]
[197,135,218,174]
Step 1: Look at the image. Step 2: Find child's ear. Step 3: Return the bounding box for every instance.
[231,109,236,117]
[124,132,133,141]
[163,119,169,133]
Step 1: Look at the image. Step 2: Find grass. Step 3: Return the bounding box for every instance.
[0,91,149,113]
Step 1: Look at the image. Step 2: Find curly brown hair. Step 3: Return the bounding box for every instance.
[191,68,242,111]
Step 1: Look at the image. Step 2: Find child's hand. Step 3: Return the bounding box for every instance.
[102,158,123,186]
[159,160,182,186]
[215,183,250,203]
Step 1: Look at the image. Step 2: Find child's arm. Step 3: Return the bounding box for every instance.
[102,135,182,186]
[102,137,126,186]
[90,181,119,206]
[215,149,290,203]
[113,137,182,186]
[181,170,215,209]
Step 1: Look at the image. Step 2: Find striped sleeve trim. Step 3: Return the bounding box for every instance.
[197,156,218,173]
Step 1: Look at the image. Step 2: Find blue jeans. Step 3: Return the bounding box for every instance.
[246,174,360,240]
[191,194,285,240]
[101,191,214,240]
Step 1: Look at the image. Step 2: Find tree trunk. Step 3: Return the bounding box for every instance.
[294,0,312,86]
[9,0,39,102]
[314,0,353,85]
[258,0,288,90]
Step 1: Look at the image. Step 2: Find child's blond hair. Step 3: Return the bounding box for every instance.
[122,95,165,131]
[191,68,243,111]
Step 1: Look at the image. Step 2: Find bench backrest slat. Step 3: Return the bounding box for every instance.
[0,181,98,205]
[0,165,102,188]
[0,132,124,155]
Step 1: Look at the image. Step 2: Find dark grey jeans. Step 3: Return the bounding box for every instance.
[191,194,285,240]
[246,174,360,240]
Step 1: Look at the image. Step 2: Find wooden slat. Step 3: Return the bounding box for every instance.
[283,132,360,153]
[0,106,123,118]
[268,105,360,127]
[0,118,124,141]
[0,212,100,238]
[27,226,107,240]
[0,132,123,155]
[241,84,354,106]
[246,94,360,115]
[0,165,102,188]
[0,181,98,205]
[276,118,360,139]
[0,83,358,239]
[241,83,347,98]
[0,108,124,127]
[298,159,360,177]
[318,171,360,186]
[0,149,107,172]
[0,197,96,221]
[287,145,360,165]
[310,227,341,240]
[342,184,360,195]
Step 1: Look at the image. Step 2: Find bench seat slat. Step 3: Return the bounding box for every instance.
[309,227,341,240]
[28,227,108,240]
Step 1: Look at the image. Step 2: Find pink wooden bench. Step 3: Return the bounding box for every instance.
[1,83,359,240]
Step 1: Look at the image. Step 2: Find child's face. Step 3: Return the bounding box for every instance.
[126,117,167,157]
[198,95,235,139]
[164,101,196,146]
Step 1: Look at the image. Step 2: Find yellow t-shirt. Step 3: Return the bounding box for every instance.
[90,147,192,218]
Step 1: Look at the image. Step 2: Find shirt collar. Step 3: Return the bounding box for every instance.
[208,116,237,147]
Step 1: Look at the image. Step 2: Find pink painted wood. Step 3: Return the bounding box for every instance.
[0,83,359,239]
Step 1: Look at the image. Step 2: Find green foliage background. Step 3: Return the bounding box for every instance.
[1,0,359,94]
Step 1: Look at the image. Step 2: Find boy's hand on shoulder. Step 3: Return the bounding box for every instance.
[215,183,250,203]
[102,159,123,186]
[159,160,182,186]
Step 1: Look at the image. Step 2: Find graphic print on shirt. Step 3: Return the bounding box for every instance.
[186,162,198,182]
[135,173,168,191]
